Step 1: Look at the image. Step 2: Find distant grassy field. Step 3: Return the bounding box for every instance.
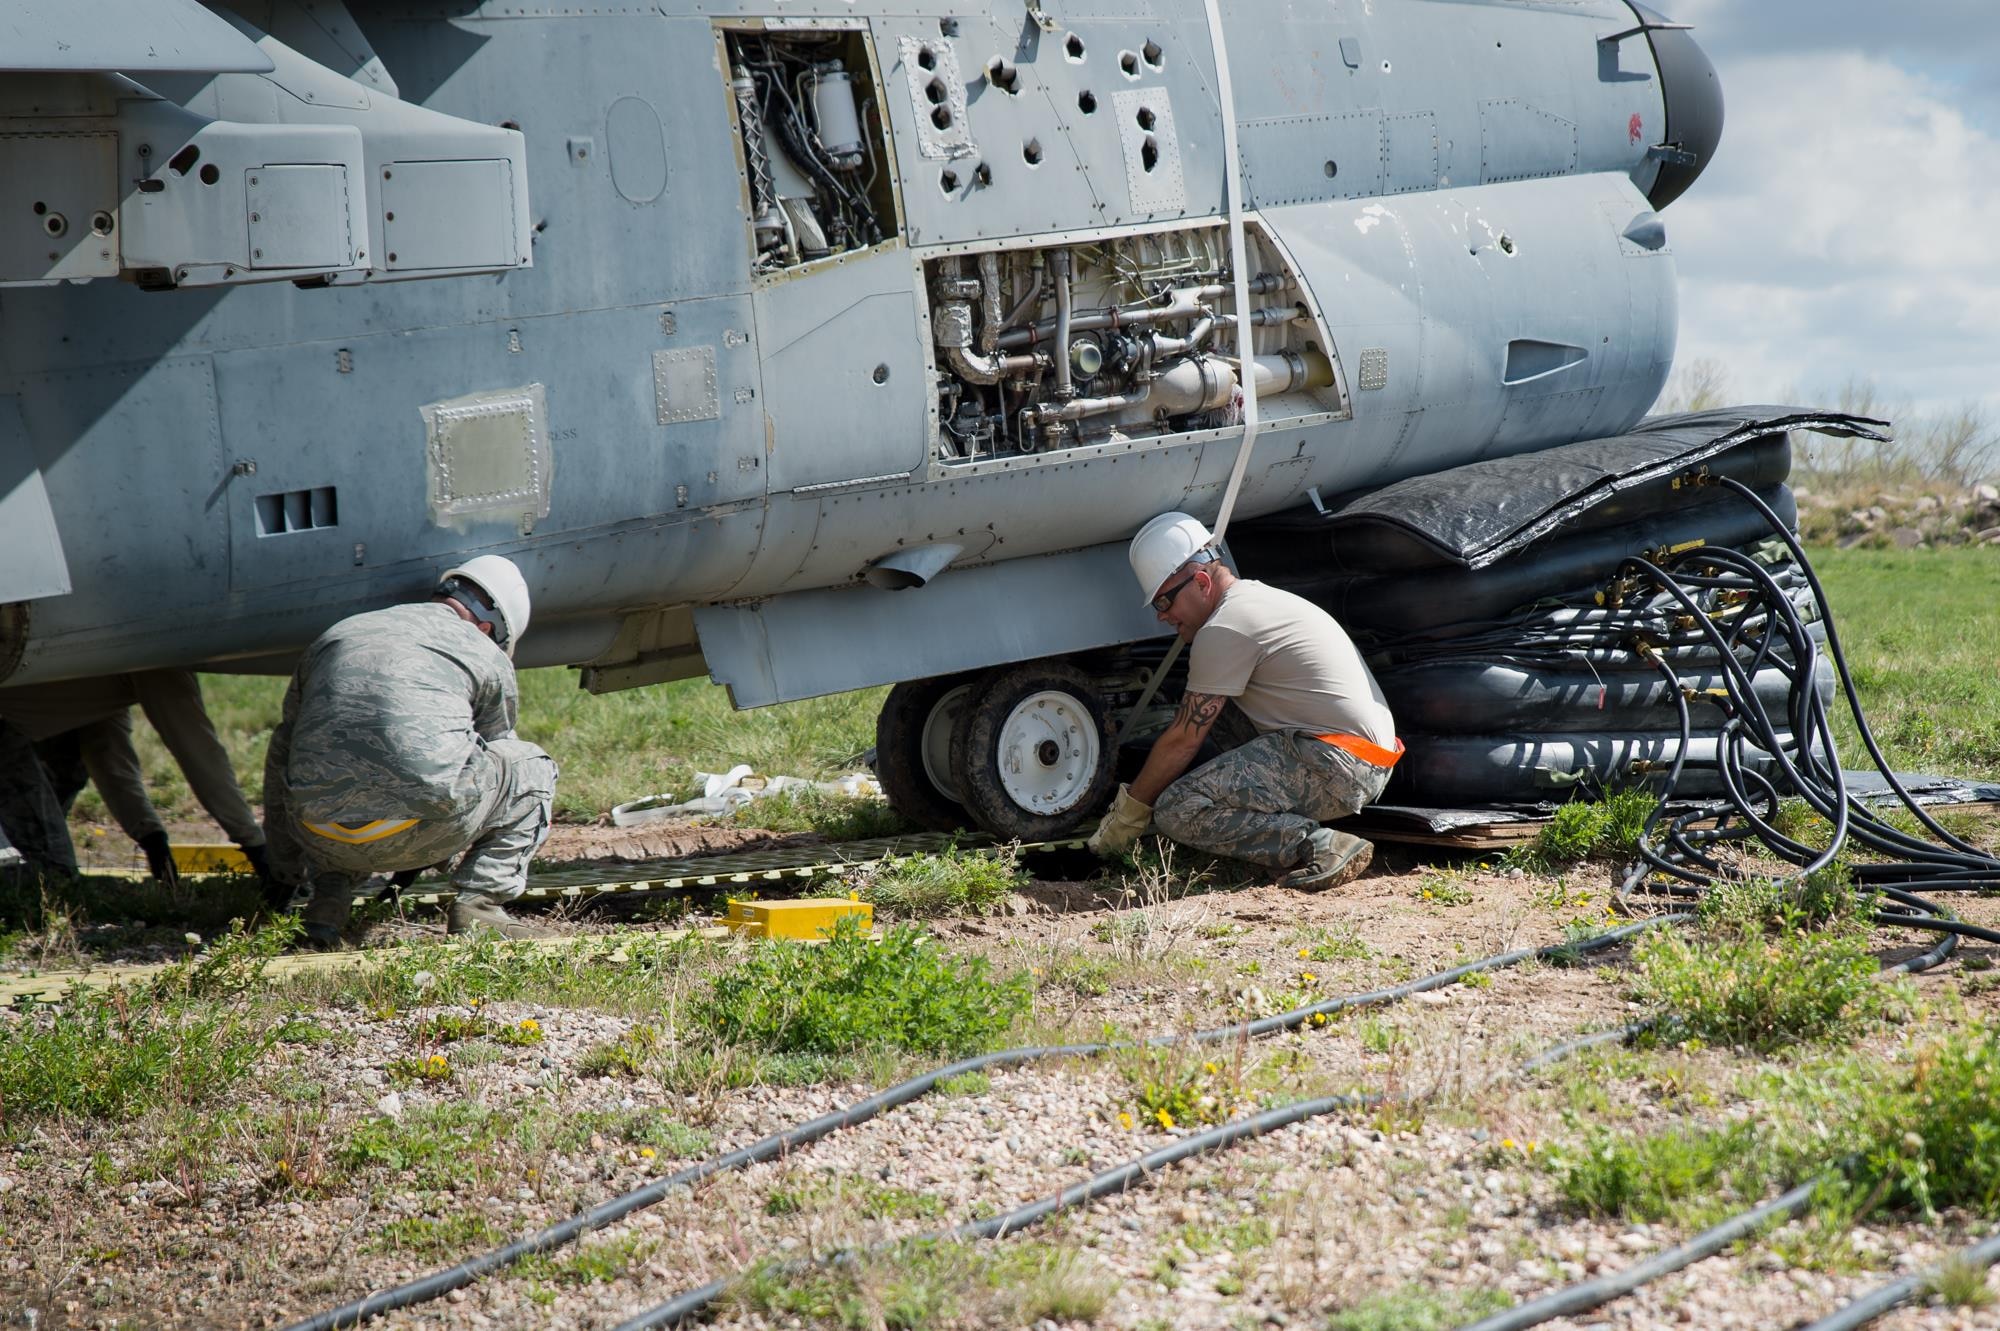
[1809,546,2000,781]
[92,544,2000,831]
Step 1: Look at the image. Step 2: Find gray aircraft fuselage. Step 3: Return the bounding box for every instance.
[0,0,1719,713]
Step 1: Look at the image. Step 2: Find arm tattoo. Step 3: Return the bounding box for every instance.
[1171,691,1228,734]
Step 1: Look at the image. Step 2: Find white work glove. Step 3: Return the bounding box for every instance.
[1087,784,1153,857]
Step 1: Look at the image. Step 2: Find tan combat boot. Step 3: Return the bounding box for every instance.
[447,896,554,940]
[1280,827,1373,890]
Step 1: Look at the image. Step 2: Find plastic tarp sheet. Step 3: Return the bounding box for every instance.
[1311,407,1889,572]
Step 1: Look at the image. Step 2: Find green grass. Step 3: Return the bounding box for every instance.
[698,919,1030,1057]
[1809,546,2000,780]
[1507,789,1657,871]
[1544,1026,2000,1229]
[1632,926,1894,1052]
[0,928,291,1124]
[850,846,1024,918]
[729,1238,1115,1330]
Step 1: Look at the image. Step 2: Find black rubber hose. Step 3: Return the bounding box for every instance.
[280,918,1677,1330]
[1799,1232,2000,1330]
[614,1020,1660,1331]
[1453,1179,1825,1331]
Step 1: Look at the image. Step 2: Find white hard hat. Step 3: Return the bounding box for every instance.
[439,555,531,657]
[1129,511,1215,605]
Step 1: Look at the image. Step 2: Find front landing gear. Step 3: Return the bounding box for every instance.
[874,658,1123,841]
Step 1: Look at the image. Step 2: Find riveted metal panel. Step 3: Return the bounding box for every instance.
[380,158,519,271]
[897,34,976,161]
[1358,348,1390,392]
[1240,112,1381,207]
[653,346,720,425]
[1480,99,1578,183]
[1112,87,1184,214]
[1384,112,1440,194]
[421,383,552,525]
[247,165,353,269]
[752,245,925,493]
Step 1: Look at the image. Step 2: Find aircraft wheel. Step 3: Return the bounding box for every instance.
[952,660,1117,841]
[875,674,977,832]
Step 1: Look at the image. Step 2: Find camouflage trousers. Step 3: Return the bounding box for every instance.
[0,720,76,878]
[269,737,558,923]
[1152,728,1391,871]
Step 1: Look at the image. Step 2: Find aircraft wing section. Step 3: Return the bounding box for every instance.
[0,0,275,74]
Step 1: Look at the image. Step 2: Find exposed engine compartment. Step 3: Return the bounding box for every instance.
[723,28,895,273]
[924,226,1343,462]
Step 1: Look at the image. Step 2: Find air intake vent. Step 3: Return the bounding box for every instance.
[255,486,338,535]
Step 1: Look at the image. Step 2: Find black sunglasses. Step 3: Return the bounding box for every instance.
[1152,570,1202,614]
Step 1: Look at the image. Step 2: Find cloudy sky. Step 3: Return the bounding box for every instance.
[1661,0,2000,421]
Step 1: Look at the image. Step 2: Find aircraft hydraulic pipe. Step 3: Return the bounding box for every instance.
[1052,250,1075,398]
[996,283,1229,350]
[1147,312,1216,358]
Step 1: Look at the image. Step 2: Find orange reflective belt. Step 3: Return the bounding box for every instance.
[1315,733,1405,768]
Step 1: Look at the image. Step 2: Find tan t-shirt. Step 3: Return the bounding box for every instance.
[1186,580,1396,746]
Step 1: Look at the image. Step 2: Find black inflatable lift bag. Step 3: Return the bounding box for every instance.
[1380,655,1836,736]
[1385,732,1791,804]
[1287,484,1797,638]
[1293,407,1886,574]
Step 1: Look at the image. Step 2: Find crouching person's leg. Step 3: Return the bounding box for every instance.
[1151,732,1327,871]
[1153,731,1388,888]
[447,739,558,940]
[298,868,368,950]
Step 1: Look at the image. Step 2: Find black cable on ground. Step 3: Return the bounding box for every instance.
[612,1020,1660,1331]
[1801,1231,2000,1331]
[281,919,1675,1330]
[1455,1179,1826,1331]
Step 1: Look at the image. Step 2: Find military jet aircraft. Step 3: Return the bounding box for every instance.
[0,0,1723,839]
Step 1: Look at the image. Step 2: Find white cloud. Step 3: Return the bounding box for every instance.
[1667,50,2000,417]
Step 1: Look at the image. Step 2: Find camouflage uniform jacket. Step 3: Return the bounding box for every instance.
[283,603,517,826]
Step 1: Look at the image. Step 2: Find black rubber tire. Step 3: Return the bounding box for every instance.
[951,660,1118,841]
[875,674,977,832]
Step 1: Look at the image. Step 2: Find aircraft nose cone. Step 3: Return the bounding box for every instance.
[1633,3,1724,209]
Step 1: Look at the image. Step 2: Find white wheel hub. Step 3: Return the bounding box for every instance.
[921,684,972,802]
[995,690,1101,816]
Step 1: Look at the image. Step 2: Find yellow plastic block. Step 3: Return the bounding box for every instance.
[171,844,253,874]
[721,896,873,940]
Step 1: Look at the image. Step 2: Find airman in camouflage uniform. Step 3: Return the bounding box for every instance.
[266,590,558,947]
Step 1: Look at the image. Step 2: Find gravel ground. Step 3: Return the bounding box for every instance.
[6,823,2000,1331]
